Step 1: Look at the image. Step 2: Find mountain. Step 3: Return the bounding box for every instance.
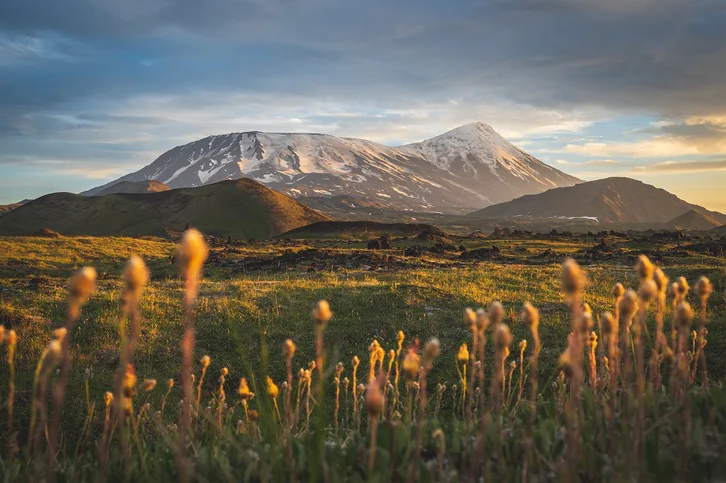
[667,209,724,231]
[84,123,579,212]
[93,180,170,196]
[468,177,726,225]
[0,179,328,239]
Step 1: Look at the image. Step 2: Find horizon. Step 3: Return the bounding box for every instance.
[1,0,725,211]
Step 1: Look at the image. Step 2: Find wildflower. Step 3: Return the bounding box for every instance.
[493,324,513,350]
[424,338,441,360]
[653,268,669,295]
[638,279,658,304]
[104,391,114,407]
[520,302,539,329]
[464,308,477,330]
[402,349,420,379]
[476,308,490,331]
[200,355,211,369]
[144,379,157,392]
[177,228,209,283]
[168,378,174,389]
[53,327,68,341]
[619,289,639,320]
[694,276,713,302]
[635,255,655,281]
[267,376,279,398]
[489,301,505,326]
[561,258,586,296]
[220,367,229,377]
[612,282,625,299]
[283,339,296,359]
[69,267,97,302]
[312,300,333,325]
[365,381,384,417]
[457,343,469,364]
[397,331,405,352]
[238,378,254,400]
[123,255,149,299]
[676,302,694,329]
[600,312,616,336]
[8,329,17,346]
[675,277,690,299]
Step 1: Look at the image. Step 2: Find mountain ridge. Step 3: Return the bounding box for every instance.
[84,122,580,212]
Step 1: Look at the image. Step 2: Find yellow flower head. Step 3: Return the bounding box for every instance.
[266,376,279,398]
[402,349,421,380]
[238,377,254,400]
[200,355,211,369]
[457,343,469,364]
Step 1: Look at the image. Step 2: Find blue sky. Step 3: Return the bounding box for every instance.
[1,0,725,210]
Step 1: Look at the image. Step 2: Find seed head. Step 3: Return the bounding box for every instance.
[177,228,209,282]
[494,324,513,350]
[457,343,469,364]
[397,330,405,346]
[638,279,658,304]
[520,302,540,330]
[69,266,97,303]
[200,355,211,369]
[561,258,585,296]
[104,391,114,407]
[694,276,713,302]
[266,376,279,398]
[312,300,332,325]
[676,302,694,329]
[612,282,625,299]
[220,367,229,377]
[519,339,527,351]
[168,378,174,389]
[488,301,504,326]
[144,379,157,392]
[618,289,639,319]
[335,362,344,375]
[283,339,296,359]
[509,360,516,370]
[635,255,654,281]
[123,255,150,299]
[352,355,360,368]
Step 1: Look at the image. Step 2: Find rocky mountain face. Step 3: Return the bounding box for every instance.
[84,122,580,212]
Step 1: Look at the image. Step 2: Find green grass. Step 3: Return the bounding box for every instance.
[1,234,725,481]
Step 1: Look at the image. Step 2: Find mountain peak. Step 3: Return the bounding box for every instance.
[84,125,579,212]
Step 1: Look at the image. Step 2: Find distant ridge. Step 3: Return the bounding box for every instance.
[93,180,171,196]
[0,179,328,239]
[667,209,724,231]
[468,177,726,225]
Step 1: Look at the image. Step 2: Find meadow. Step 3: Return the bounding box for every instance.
[0,231,725,481]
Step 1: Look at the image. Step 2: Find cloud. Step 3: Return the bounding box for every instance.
[639,159,726,174]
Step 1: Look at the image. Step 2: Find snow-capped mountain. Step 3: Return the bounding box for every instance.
[85,122,580,211]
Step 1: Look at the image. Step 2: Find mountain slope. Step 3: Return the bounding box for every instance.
[667,209,724,231]
[468,177,726,224]
[84,123,579,212]
[94,180,171,196]
[0,179,328,239]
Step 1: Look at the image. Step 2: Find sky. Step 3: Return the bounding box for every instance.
[1,0,725,211]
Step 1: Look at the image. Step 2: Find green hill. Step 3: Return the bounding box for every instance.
[0,179,329,239]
